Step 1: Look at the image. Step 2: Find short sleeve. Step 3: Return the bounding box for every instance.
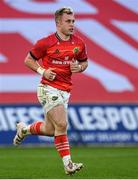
[77,42,87,62]
[30,38,47,60]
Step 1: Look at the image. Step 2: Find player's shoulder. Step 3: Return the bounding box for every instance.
[72,34,85,44]
[38,33,56,43]
[36,33,57,47]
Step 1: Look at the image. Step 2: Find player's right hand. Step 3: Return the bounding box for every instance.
[43,68,56,81]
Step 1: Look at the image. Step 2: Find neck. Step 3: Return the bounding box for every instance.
[56,31,70,41]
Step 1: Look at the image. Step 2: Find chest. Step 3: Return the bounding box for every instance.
[46,42,81,61]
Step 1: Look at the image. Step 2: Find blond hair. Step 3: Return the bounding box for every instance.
[55,7,74,23]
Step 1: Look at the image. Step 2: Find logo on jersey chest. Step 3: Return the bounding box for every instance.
[52,59,71,65]
[73,47,79,54]
[55,49,60,54]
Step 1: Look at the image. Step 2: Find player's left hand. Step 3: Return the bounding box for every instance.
[70,61,82,73]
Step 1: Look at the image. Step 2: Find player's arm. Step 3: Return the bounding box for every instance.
[24,53,56,81]
[24,53,40,72]
[70,60,88,73]
[78,61,88,72]
[70,40,88,73]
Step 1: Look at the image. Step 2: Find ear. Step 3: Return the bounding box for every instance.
[57,19,62,27]
[56,21,60,27]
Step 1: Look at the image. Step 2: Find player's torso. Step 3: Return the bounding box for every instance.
[41,34,82,91]
[43,38,81,74]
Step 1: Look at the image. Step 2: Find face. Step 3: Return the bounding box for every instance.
[57,13,75,36]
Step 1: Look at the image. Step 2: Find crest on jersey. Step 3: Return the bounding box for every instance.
[73,47,79,54]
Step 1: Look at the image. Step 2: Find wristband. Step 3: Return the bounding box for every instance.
[37,67,45,76]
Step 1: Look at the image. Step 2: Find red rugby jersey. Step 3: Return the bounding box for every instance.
[30,33,87,91]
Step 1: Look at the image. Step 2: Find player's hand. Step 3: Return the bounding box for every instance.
[43,68,56,81]
[70,61,82,73]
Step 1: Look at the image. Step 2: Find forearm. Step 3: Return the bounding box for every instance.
[24,53,56,80]
[24,53,40,71]
[79,61,88,72]
[70,60,88,73]
[24,53,45,75]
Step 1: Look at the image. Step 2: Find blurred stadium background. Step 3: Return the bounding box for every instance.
[0,0,138,178]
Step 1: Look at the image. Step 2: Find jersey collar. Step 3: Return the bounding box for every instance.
[55,32,72,42]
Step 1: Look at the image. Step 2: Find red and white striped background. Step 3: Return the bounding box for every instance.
[0,0,138,104]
